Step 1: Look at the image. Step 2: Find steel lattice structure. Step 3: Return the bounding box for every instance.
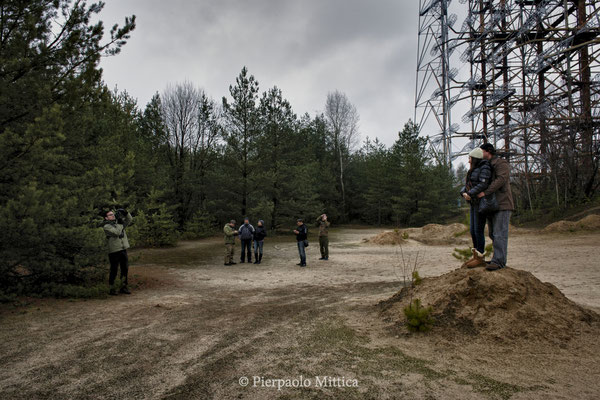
[415,0,600,201]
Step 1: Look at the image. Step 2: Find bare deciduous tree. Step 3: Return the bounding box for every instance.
[161,81,221,224]
[324,90,360,220]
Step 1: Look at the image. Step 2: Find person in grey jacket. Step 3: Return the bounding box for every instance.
[238,217,255,263]
[102,208,133,295]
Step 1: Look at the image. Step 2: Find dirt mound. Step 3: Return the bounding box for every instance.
[366,223,468,246]
[402,223,468,245]
[544,214,600,233]
[578,214,600,230]
[379,267,598,343]
[366,230,407,245]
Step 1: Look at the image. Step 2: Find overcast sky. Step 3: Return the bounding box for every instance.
[98,0,421,146]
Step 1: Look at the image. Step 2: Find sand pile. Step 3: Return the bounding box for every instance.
[380,267,598,343]
[402,223,468,245]
[367,230,407,245]
[366,223,468,245]
[543,214,600,233]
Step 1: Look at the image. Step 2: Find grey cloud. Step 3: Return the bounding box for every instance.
[99,0,420,145]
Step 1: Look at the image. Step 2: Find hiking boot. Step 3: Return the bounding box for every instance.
[296,263,302,266]
[324,257,328,260]
[120,286,131,295]
[224,262,231,266]
[486,262,503,271]
[229,261,237,265]
[319,257,326,260]
[465,249,486,268]
[258,254,262,264]
[109,288,117,296]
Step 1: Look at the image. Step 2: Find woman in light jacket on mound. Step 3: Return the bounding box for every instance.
[460,147,492,268]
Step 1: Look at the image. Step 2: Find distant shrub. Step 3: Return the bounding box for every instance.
[129,207,178,247]
[402,231,409,240]
[404,298,434,332]
[181,210,215,240]
[412,270,422,286]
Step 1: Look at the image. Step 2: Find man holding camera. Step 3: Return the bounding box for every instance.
[103,209,133,295]
[316,214,330,260]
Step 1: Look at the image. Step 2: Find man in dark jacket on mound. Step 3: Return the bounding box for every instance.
[103,209,133,295]
[238,217,255,263]
[478,143,514,271]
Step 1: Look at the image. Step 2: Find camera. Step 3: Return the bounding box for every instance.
[115,208,128,223]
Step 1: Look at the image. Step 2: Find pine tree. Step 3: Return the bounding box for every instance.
[222,67,260,217]
[0,1,135,296]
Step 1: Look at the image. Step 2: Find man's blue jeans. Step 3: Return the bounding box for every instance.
[240,239,252,262]
[487,210,511,268]
[297,241,306,265]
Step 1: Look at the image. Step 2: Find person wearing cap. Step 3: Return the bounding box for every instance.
[316,213,330,260]
[102,208,133,295]
[293,219,308,267]
[223,220,239,266]
[460,148,492,268]
[253,219,267,264]
[478,143,514,271]
[238,217,255,263]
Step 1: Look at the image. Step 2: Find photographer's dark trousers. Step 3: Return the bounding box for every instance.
[240,239,253,262]
[108,250,129,287]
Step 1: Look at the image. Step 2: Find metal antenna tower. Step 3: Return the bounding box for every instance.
[415,0,600,205]
[414,0,458,165]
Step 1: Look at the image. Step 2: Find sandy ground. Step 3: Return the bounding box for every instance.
[1,228,599,399]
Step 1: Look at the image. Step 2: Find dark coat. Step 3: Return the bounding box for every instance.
[484,156,514,211]
[461,159,492,198]
[295,224,308,241]
[254,226,267,241]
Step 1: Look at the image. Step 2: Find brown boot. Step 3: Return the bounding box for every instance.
[465,249,485,268]
[461,248,477,268]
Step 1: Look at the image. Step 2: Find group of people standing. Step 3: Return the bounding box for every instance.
[223,217,268,265]
[460,143,514,271]
[223,214,331,267]
[99,142,512,296]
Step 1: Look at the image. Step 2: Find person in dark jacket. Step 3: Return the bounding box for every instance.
[253,220,267,264]
[238,217,255,263]
[102,209,133,295]
[293,219,308,267]
[478,143,514,271]
[460,147,492,268]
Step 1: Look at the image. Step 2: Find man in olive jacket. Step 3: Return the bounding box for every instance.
[316,214,330,260]
[478,143,514,271]
[103,209,133,295]
[223,220,238,266]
